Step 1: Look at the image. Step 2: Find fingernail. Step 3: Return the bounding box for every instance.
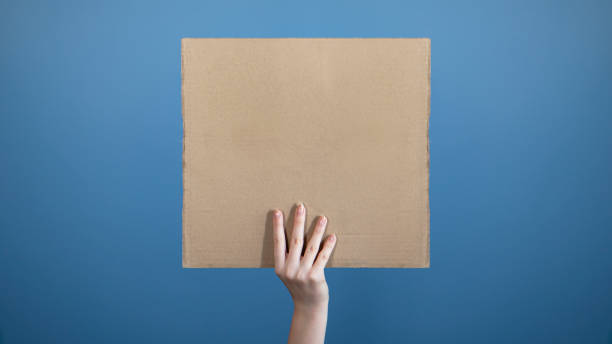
[297,203,304,215]
[330,234,336,242]
[274,210,281,218]
[320,216,327,225]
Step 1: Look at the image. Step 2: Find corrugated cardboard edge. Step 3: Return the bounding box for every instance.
[181,38,191,268]
[424,38,431,268]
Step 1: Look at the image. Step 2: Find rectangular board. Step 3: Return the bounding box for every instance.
[182,38,430,267]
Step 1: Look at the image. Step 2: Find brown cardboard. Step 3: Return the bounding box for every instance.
[182,38,430,268]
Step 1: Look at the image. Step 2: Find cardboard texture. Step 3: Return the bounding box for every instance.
[182,38,430,268]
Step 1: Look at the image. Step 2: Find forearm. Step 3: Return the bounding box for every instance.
[288,302,328,344]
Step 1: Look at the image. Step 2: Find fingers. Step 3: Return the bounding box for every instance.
[272,209,286,271]
[287,203,306,266]
[301,215,327,268]
[274,203,335,274]
[312,234,336,273]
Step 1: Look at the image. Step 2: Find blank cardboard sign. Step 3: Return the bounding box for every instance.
[182,38,430,268]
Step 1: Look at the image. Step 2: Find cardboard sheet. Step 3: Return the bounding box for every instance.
[182,38,430,268]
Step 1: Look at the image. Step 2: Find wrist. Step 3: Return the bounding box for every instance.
[293,300,328,315]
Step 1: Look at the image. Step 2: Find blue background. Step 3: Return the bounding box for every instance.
[1,0,611,343]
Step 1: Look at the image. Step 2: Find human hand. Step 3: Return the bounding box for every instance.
[272,202,336,310]
[272,202,336,344]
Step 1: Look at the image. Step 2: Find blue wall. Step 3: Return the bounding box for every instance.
[1,0,611,343]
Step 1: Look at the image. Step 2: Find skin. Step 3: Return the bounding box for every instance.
[272,202,337,344]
